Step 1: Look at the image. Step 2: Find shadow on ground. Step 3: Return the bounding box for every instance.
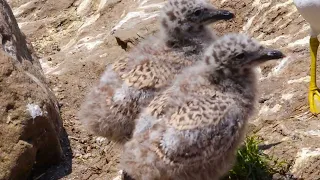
[28,128,72,180]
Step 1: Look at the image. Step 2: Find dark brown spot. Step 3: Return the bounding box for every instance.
[187,26,194,32]
[151,109,157,116]
[231,126,236,135]
[166,40,176,47]
[162,19,168,28]
[166,11,177,21]
[180,84,188,93]
[243,68,250,74]
[151,123,161,131]
[212,52,218,61]
[197,99,205,105]
[205,56,210,65]
[190,105,200,110]
[179,116,185,122]
[174,27,181,33]
[181,0,187,4]
[219,50,227,57]
[213,106,219,111]
[231,68,239,74]
[181,7,187,13]
[220,105,227,111]
[203,113,210,119]
[142,74,147,80]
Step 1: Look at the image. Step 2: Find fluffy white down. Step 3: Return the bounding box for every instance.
[26,103,43,119]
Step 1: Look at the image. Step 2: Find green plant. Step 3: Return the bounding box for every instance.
[223,136,286,180]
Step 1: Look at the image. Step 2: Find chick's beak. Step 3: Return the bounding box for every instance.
[201,9,234,24]
[259,49,285,61]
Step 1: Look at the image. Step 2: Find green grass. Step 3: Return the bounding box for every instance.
[223,136,287,180]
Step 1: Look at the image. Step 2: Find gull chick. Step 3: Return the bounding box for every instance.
[121,33,285,180]
[78,0,234,143]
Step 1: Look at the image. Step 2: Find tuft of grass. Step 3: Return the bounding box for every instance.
[223,136,287,180]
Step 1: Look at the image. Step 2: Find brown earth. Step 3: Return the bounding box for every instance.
[4,0,320,179]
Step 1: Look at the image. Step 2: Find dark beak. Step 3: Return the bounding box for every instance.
[201,9,234,24]
[259,49,285,61]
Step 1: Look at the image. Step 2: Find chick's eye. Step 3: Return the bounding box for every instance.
[235,53,245,60]
[194,10,202,16]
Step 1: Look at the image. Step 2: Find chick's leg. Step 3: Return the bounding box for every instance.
[308,37,320,114]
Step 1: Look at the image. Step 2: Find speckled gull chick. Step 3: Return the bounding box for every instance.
[120,33,285,180]
[78,0,234,143]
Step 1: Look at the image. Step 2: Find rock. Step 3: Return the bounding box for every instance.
[4,0,320,179]
[98,0,122,13]
[110,0,163,51]
[291,148,320,179]
[77,0,93,16]
[0,0,62,179]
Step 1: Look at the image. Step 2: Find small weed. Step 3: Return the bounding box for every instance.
[223,136,287,180]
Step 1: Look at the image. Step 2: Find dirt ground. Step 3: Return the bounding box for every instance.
[6,0,320,179]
